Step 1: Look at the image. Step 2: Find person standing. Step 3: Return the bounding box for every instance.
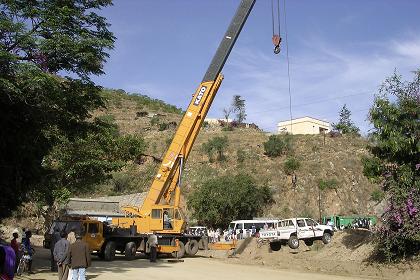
[53,231,69,280]
[51,227,61,272]
[148,232,158,263]
[66,231,76,280]
[10,230,19,272]
[22,230,34,274]
[67,233,91,280]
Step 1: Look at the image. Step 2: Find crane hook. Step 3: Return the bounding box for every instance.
[272,35,282,55]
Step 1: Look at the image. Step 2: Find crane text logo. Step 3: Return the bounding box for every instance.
[193,86,207,106]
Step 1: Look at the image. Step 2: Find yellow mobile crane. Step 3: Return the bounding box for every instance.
[112,0,261,258]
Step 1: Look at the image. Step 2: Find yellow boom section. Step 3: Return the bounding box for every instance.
[122,74,224,217]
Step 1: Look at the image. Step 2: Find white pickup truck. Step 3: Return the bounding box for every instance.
[258,217,334,251]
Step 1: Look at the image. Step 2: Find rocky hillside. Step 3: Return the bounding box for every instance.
[94,89,380,219]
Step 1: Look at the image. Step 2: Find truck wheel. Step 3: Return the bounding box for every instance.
[104,241,116,261]
[322,232,332,244]
[304,239,314,246]
[288,235,299,249]
[125,242,137,260]
[269,241,281,251]
[185,239,199,256]
[171,240,185,258]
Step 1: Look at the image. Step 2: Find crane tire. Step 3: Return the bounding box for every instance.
[104,241,116,261]
[125,242,137,260]
[185,239,199,256]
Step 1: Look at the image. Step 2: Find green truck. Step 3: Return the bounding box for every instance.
[322,215,377,230]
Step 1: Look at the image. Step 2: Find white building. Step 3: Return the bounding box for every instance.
[277,116,330,135]
[204,118,232,125]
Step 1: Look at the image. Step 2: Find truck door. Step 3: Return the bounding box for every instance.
[150,208,163,231]
[173,209,183,232]
[84,222,103,251]
[305,219,319,238]
[296,219,309,239]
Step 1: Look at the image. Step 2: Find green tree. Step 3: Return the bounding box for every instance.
[333,104,360,135]
[188,174,273,228]
[40,117,146,203]
[202,136,228,162]
[0,0,115,216]
[362,70,419,261]
[232,95,246,124]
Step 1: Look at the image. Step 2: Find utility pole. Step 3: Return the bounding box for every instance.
[318,185,322,223]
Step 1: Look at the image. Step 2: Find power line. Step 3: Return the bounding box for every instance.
[284,0,293,134]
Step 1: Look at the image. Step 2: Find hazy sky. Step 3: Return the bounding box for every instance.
[92,0,420,133]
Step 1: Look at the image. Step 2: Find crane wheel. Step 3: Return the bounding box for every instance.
[104,241,116,261]
[125,242,137,260]
[171,240,185,258]
[185,239,199,256]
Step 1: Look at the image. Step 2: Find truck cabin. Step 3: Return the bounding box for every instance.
[150,206,184,232]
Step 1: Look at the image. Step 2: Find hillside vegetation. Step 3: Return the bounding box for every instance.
[93,89,379,219]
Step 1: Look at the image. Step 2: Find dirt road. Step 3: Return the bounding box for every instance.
[24,247,373,280]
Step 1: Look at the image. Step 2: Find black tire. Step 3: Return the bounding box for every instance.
[322,232,332,244]
[288,235,299,249]
[104,241,116,261]
[269,241,281,251]
[171,240,185,258]
[185,239,199,256]
[304,239,314,246]
[98,250,105,260]
[125,242,137,260]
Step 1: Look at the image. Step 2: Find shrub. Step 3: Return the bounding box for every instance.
[263,135,293,157]
[318,178,338,191]
[371,189,385,203]
[202,136,228,162]
[158,122,169,131]
[283,157,300,175]
[150,115,160,126]
[236,149,247,164]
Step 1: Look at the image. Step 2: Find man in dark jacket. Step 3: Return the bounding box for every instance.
[67,233,91,280]
[53,231,69,280]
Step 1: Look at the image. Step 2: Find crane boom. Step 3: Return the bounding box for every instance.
[121,0,256,218]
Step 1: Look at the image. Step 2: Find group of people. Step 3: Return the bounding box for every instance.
[0,229,34,280]
[52,230,91,280]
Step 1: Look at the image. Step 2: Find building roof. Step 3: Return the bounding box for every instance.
[278,116,330,126]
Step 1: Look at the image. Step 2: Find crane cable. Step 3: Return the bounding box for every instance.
[271,0,282,54]
[283,0,293,134]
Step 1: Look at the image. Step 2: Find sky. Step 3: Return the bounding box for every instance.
[92,0,420,133]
